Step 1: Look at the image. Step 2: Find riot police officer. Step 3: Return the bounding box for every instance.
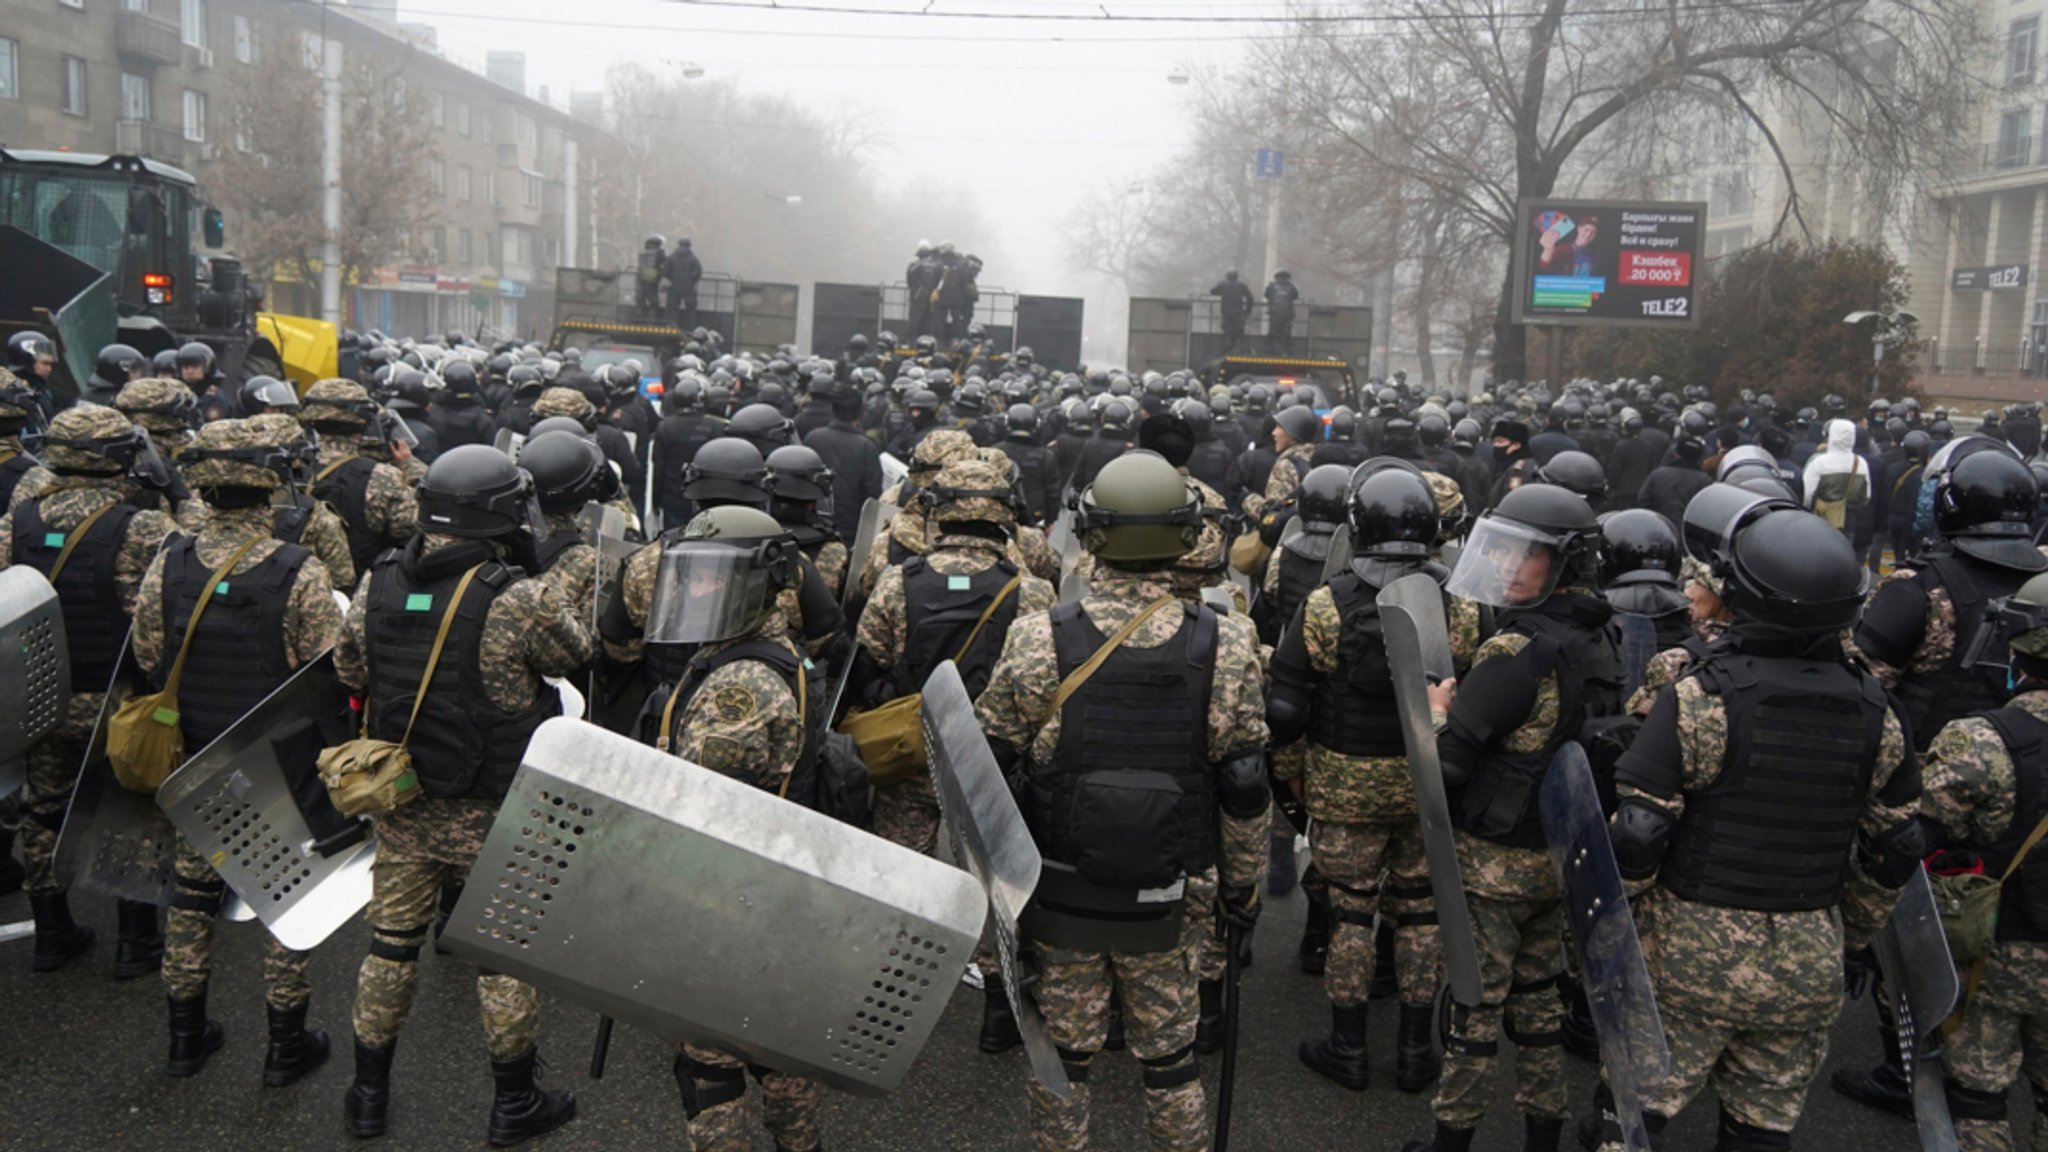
[297,379,420,579]
[801,379,883,546]
[0,370,41,532]
[1244,405,1320,522]
[765,445,848,597]
[650,375,727,530]
[997,404,1061,526]
[520,429,618,606]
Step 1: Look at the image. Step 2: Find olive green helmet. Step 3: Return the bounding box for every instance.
[1077,450,1203,563]
[648,504,798,644]
[2004,571,2048,665]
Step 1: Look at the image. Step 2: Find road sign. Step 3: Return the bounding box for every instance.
[1255,148,1285,179]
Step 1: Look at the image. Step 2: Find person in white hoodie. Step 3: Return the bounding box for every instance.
[1802,418,1870,535]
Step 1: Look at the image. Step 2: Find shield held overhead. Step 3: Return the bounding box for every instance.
[1375,573,1484,1008]
[441,718,985,1096]
[919,660,1072,1099]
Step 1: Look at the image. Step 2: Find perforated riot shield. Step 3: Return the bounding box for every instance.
[1320,522,1354,582]
[442,718,983,1096]
[582,503,637,684]
[1542,741,1669,1152]
[843,498,897,613]
[1047,507,1083,573]
[155,654,373,950]
[54,645,176,905]
[1874,867,1960,1152]
[920,660,1071,1098]
[494,428,525,461]
[1375,574,1483,1008]
[0,567,69,796]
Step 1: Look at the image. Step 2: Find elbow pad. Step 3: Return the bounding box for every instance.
[1443,650,1541,749]
[1266,621,1315,746]
[1852,580,1929,669]
[1862,816,1933,888]
[1215,749,1271,820]
[1610,797,1674,882]
[599,576,640,645]
[796,559,844,641]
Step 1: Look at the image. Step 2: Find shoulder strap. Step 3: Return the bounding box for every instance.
[953,572,1025,663]
[47,501,120,584]
[388,565,483,750]
[313,455,356,485]
[159,535,266,703]
[1049,596,1178,715]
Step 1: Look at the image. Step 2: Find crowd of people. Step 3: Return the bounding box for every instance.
[2,318,2045,1152]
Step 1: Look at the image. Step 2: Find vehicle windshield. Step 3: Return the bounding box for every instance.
[1229,373,1333,408]
[579,343,658,373]
[0,167,190,311]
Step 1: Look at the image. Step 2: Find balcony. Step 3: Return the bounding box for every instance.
[117,10,184,67]
[115,119,185,165]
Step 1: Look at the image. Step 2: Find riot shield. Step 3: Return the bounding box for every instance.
[1873,866,1960,1152]
[880,452,909,491]
[155,654,374,951]
[53,644,177,905]
[1046,507,1082,572]
[920,660,1071,1098]
[842,498,897,613]
[582,504,638,677]
[1542,741,1670,1152]
[494,428,525,461]
[0,566,69,796]
[1057,569,1087,607]
[442,717,984,1095]
[1320,522,1354,582]
[1375,574,1483,1007]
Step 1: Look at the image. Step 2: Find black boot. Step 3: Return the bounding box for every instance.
[1401,1121,1478,1152]
[29,891,95,972]
[1298,1003,1370,1090]
[1104,995,1125,1052]
[264,1000,332,1088]
[433,883,463,956]
[0,827,22,895]
[1299,890,1330,975]
[1827,1026,1912,1119]
[1525,1114,1564,1152]
[344,1036,396,1139]
[486,1047,577,1148]
[166,991,226,1077]
[110,898,164,980]
[1195,978,1225,1055]
[1395,1001,1440,1093]
[978,974,1022,1054]
[1368,918,1397,1000]
[1562,979,1600,1062]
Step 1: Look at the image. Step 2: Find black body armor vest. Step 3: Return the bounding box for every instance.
[1978,705,2048,943]
[1307,573,1407,759]
[160,536,305,749]
[13,498,138,691]
[896,556,1019,699]
[312,456,383,577]
[1895,553,2033,751]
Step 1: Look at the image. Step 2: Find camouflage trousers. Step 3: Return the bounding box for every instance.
[1310,820,1439,1008]
[162,833,311,1009]
[1029,904,1207,1152]
[872,778,941,858]
[1432,890,1569,1128]
[679,1042,821,1152]
[18,696,98,895]
[353,800,538,1061]
[1944,941,2048,1152]
[1183,867,1225,983]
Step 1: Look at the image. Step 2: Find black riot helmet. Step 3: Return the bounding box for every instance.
[1598,509,1686,616]
[94,342,148,389]
[1451,418,1482,450]
[1327,407,1357,443]
[727,402,796,453]
[507,364,546,400]
[1179,399,1214,440]
[416,444,538,539]
[439,359,481,400]
[520,430,617,513]
[7,331,54,376]
[1535,449,1608,503]
[1935,449,2048,570]
[1006,403,1039,439]
[1298,464,1351,529]
[1348,467,1438,562]
[764,443,834,505]
[1418,413,1449,447]
[1722,507,1869,632]
[682,437,771,509]
[1446,482,1599,607]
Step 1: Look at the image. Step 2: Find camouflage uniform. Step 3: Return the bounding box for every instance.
[809,538,849,602]
[133,486,342,1009]
[1922,690,2048,1152]
[536,508,598,612]
[1594,663,1913,1148]
[114,377,208,534]
[662,607,822,1152]
[0,455,177,897]
[310,437,418,553]
[333,535,593,1061]
[618,532,830,664]
[977,564,1271,1152]
[1241,441,1314,522]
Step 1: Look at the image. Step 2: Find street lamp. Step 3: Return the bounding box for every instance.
[1166,67,1190,85]
[1844,309,1920,395]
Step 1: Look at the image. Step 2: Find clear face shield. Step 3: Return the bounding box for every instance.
[1444,515,1566,608]
[645,541,781,644]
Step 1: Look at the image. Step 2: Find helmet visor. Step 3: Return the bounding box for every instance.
[1445,515,1565,607]
[645,543,777,644]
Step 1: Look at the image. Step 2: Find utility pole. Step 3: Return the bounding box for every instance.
[319,33,343,325]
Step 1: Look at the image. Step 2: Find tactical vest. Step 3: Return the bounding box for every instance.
[13,498,139,691]
[1978,705,2048,942]
[271,496,312,547]
[1307,573,1407,759]
[1659,647,1888,912]
[160,535,305,749]
[1027,601,1219,886]
[363,553,559,801]
[0,451,36,510]
[1073,436,1125,491]
[1267,546,1326,641]
[663,637,825,806]
[1895,552,2032,751]
[999,441,1055,520]
[533,526,582,574]
[312,455,383,577]
[1240,445,1277,498]
[896,556,1020,699]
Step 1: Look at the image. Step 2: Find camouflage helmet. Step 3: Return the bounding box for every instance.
[532,386,597,428]
[1681,554,1723,599]
[181,416,294,491]
[909,428,977,476]
[1425,469,1467,543]
[1078,450,1203,563]
[926,455,1016,528]
[2005,571,2048,664]
[1172,507,1229,584]
[113,377,199,434]
[44,404,143,475]
[301,377,376,430]
[0,367,33,421]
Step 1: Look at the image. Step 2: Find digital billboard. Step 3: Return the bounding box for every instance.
[1509,199,1707,329]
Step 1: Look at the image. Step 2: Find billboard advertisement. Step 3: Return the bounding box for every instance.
[1509,199,1707,329]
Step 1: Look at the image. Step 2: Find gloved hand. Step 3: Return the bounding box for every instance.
[1218,882,1261,932]
[1843,945,1877,1001]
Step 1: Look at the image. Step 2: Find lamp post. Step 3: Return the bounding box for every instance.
[1844,309,1920,395]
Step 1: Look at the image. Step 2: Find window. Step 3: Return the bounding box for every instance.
[182,89,206,142]
[180,0,205,49]
[429,91,443,128]
[233,15,251,62]
[61,56,86,116]
[521,171,541,208]
[455,101,470,136]
[122,0,146,10]
[485,172,496,207]
[515,115,535,150]
[2000,107,2033,167]
[430,158,445,195]
[2014,16,2040,85]
[458,228,472,264]
[58,0,82,10]
[432,226,446,264]
[0,39,17,101]
[120,72,150,120]
[455,165,471,202]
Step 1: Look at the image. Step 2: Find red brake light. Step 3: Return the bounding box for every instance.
[143,273,173,287]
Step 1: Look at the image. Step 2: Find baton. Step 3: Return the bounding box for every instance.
[589,1015,614,1079]
[1214,921,1246,1152]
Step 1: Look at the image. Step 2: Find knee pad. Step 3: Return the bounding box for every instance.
[1331,906,1378,931]
[170,874,226,916]
[1139,1044,1199,1091]
[29,807,64,834]
[1945,1081,2009,1121]
[1716,1108,1791,1152]
[1443,1000,1499,1058]
[674,1053,748,1118]
[367,925,429,964]
[1056,1044,1094,1085]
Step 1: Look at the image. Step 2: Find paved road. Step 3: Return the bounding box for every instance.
[0,879,1958,1152]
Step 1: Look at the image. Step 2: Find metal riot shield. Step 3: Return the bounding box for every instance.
[1542,741,1670,1152]
[582,504,638,671]
[1376,574,1483,1007]
[842,498,897,613]
[53,644,177,905]
[1058,568,1088,607]
[155,654,374,950]
[1048,507,1083,572]
[880,451,909,491]
[1873,866,1960,1152]
[920,660,1071,1098]
[0,566,69,795]
[494,428,525,461]
[442,717,984,1095]
[1320,522,1354,582]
